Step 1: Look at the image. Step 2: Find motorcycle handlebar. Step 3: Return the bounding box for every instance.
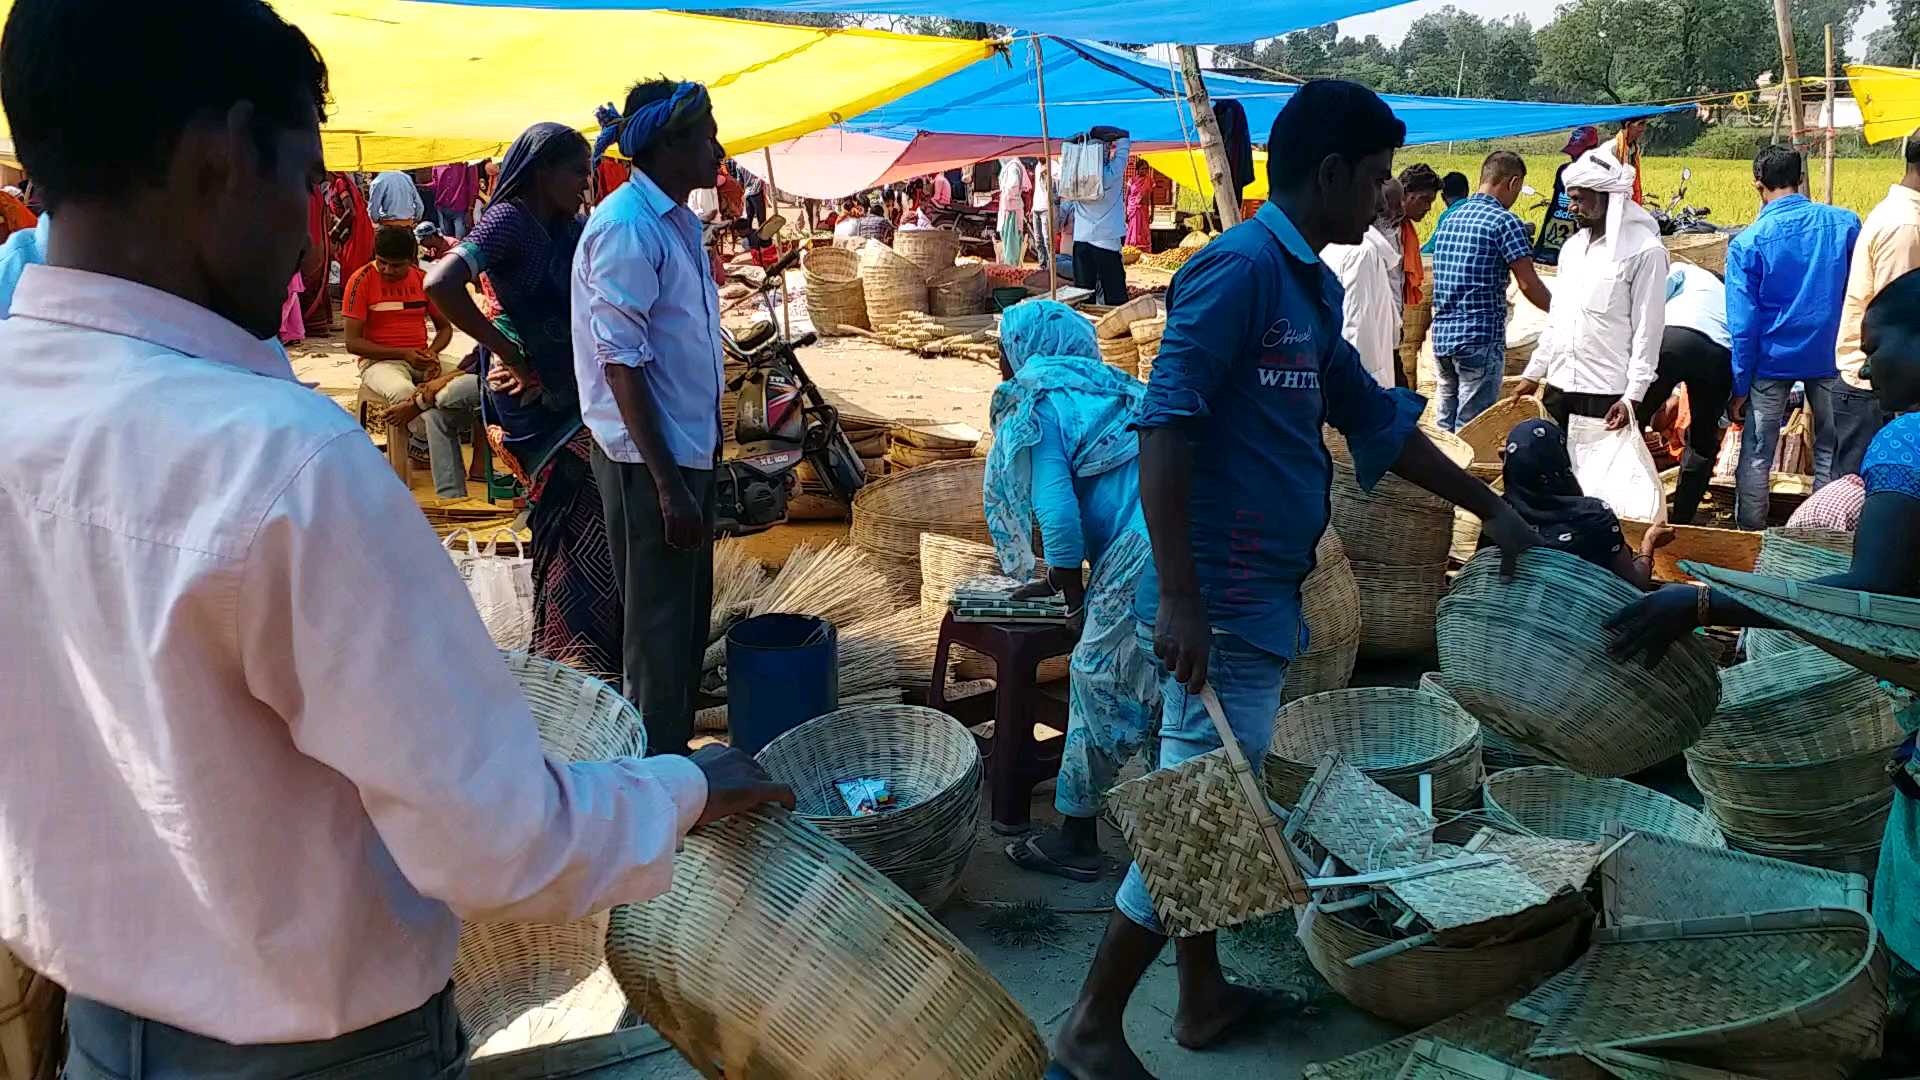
[767,245,804,279]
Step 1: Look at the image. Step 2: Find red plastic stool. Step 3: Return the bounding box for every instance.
[929,613,1075,834]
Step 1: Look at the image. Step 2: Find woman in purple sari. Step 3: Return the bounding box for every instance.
[1123,159,1150,249]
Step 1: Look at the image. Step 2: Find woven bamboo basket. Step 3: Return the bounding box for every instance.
[918,532,1003,617]
[1437,548,1721,777]
[1096,333,1139,376]
[1095,295,1159,339]
[1688,649,1901,804]
[1130,315,1165,381]
[1597,825,1869,929]
[1529,907,1885,1072]
[1456,395,1548,465]
[1684,561,1920,694]
[1618,519,1763,585]
[1330,430,1473,566]
[1419,672,1550,770]
[892,228,960,278]
[1748,531,1855,659]
[1264,687,1482,810]
[755,705,982,910]
[891,423,979,451]
[1353,560,1451,657]
[886,442,974,470]
[1302,906,1585,1027]
[1281,528,1362,703]
[1451,475,1504,565]
[1663,232,1730,275]
[605,808,1046,1080]
[803,247,868,334]
[0,949,59,1080]
[453,652,646,1053]
[1304,989,1610,1080]
[858,243,929,327]
[927,263,990,317]
[850,459,991,596]
[1482,767,1725,847]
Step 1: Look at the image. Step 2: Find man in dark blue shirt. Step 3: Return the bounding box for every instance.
[1050,81,1540,1080]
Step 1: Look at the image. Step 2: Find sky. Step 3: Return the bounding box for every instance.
[1330,0,1890,52]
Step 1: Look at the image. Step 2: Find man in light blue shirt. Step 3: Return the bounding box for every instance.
[1638,261,1734,523]
[1725,144,1861,526]
[1067,125,1130,304]
[572,78,725,756]
[367,169,424,227]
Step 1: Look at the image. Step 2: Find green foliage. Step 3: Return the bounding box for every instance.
[1685,122,1775,160]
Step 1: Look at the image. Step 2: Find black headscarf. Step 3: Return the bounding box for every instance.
[491,121,587,210]
[1499,420,1626,568]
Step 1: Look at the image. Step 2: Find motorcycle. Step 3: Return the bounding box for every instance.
[1648,167,1731,236]
[713,225,866,536]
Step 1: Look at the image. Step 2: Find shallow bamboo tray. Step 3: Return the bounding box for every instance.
[1618,518,1761,583]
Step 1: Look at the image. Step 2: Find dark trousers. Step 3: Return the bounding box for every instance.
[64,984,467,1079]
[1541,385,1620,431]
[1072,241,1127,305]
[591,445,715,756]
[1829,379,1888,480]
[1633,326,1734,524]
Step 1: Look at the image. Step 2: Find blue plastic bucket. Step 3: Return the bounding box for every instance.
[725,613,839,754]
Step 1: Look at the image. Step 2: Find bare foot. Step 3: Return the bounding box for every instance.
[1053,1003,1156,1080]
[1173,983,1292,1051]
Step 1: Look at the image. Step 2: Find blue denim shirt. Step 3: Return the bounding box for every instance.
[1725,193,1860,397]
[1131,202,1424,659]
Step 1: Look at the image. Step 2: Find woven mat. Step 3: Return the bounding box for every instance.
[1597,825,1868,927]
[1293,756,1437,871]
[1582,1048,1767,1079]
[1477,833,1609,896]
[1390,859,1553,932]
[1398,1038,1553,1080]
[1508,958,1585,1026]
[1303,988,1609,1080]
[1529,909,1880,1060]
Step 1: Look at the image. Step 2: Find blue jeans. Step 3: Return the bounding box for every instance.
[1114,630,1289,933]
[1738,377,1836,529]
[64,984,468,1079]
[1433,340,1504,432]
[438,208,469,240]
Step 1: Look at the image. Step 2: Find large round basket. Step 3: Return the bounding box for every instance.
[1264,687,1481,810]
[918,532,1002,616]
[1664,232,1729,275]
[858,243,929,327]
[1450,475,1505,565]
[454,652,646,1053]
[756,704,983,910]
[1354,561,1451,657]
[1437,547,1722,777]
[927,263,990,317]
[1281,528,1361,703]
[1418,672,1549,770]
[1130,316,1165,381]
[803,247,868,334]
[1329,431,1472,566]
[1096,333,1139,376]
[1455,395,1548,466]
[605,808,1047,1080]
[1749,530,1856,659]
[893,228,961,278]
[1483,766,1725,847]
[850,459,991,595]
[1302,906,1585,1027]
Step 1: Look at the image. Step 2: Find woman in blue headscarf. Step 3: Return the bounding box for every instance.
[989,300,1159,881]
[425,122,617,677]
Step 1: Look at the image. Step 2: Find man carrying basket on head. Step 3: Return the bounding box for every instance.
[1047,80,1540,1080]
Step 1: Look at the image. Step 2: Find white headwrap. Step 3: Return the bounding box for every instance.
[1562,149,1661,262]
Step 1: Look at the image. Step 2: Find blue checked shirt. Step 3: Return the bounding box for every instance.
[1429,193,1533,356]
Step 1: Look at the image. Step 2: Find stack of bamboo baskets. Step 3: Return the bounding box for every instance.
[1747,527,1855,659]
[1687,649,1904,875]
[1329,427,1473,655]
[850,459,995,597]
[1093,297,1162,378]
[859,242,929,327]
[927,263,990,316]
[893,228,961,278]
[887,423,978,472]
[1131,316,1166,381]
[803,246,867,335]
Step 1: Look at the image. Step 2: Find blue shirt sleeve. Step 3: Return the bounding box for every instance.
[1132,249,1262,428]
[1863,413,1920,502]
[1321,331,1424,491]
[1029,399,1085,566]
[1724,234,1761,399]
[1494,209,1532,265]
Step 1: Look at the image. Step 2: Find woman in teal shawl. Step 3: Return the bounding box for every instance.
[987,300,1158,881]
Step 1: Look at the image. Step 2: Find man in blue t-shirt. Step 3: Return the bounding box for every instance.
[1048,80,1542,1080]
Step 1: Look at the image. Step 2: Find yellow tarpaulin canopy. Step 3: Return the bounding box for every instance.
[1141,149,1269,204]
[1847,65,1920,145]
[0,1,995,172]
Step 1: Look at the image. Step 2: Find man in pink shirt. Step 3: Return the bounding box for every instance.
[0,1,790,1075]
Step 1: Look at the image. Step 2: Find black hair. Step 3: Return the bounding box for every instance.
[1906,129,1920,167]
[1866,266,1920,340]
[1481,151,1526,184]
[1398,163,1441,195]
[2,0,328,212]
[1754,144,1803,190]
[1265,80,1406,193]
[373,225,418,263]
[1441,172,1470,200]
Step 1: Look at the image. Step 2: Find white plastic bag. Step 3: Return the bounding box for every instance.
[1056,141,1106,203]
[1567,412,1668,526]
[444,528,535,650]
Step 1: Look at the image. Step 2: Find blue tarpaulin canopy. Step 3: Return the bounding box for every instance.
[844,38,1689,148]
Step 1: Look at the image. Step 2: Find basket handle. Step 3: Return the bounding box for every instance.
[1198,686,1310,905]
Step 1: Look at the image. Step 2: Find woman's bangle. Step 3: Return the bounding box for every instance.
[1694,582,1712,627]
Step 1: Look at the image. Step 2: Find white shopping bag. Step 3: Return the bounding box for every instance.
[1056,141,1107,203]
[444,528,535,650]
[1567,411,1668,526]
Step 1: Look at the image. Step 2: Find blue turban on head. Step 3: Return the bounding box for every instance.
[611,82,712,160]
[998,298,1098,373]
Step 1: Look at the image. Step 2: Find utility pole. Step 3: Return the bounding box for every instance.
[1823,23,1836,203]
[1448,52,1466,153]
[1177,45,1242,229]
[1770,0,1809,182]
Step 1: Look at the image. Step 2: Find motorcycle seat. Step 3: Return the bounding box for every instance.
[733,321,778,353]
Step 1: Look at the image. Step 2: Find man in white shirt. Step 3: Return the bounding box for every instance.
[1516,151,1668,435]
[1832,133,1920,474]
[1321,177,1404,387]
[1068,125,1132,304]
[0,5,789,1073]
[1642,261,1735,522]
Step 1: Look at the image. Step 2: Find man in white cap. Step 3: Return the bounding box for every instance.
[1515,150,1669,434]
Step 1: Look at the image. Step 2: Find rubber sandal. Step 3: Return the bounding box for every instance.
[1004,835,1103,882]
